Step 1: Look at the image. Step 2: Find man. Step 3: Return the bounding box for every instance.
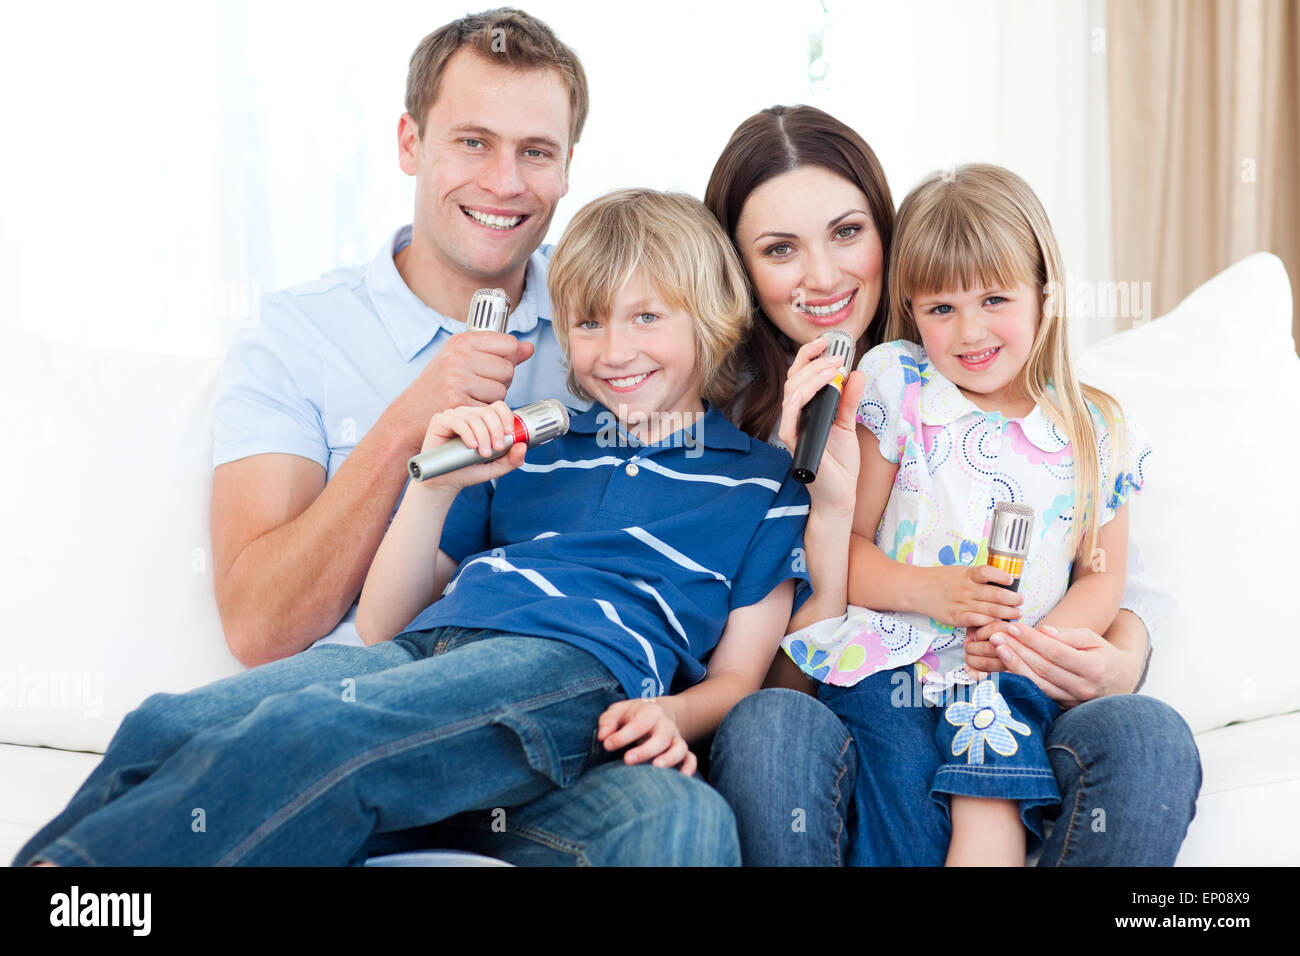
[16,8,738,867]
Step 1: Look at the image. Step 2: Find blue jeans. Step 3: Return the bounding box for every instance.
[15,627,739,866]
[708,686,1201,866]
[818,670,1062,864]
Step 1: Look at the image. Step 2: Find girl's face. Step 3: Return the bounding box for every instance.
[567,268,704,441]
[911,280,1041,414]
[734,165,883,348]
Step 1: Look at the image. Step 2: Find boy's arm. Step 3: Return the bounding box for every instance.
[355,483,461,646]
[356,401,526,645]
[659,579,796,748]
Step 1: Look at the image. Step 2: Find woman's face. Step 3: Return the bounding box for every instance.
[734,165,884,349]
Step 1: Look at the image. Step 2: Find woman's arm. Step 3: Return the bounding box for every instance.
[965,504,1146,706]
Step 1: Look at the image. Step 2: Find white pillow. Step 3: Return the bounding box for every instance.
[0,324,242,753]
[1076,253,1300,734]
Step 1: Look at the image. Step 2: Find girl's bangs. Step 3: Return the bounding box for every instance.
[899,202,1039,304]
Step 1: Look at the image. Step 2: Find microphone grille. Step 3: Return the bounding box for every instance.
[467,288,512,332]
[988,501,1035,558]
[821,329,856,372]
[515,399,570,444]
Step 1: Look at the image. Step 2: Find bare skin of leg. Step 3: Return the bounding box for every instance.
[946,795,1026,867]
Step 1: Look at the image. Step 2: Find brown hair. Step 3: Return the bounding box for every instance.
[887,163,1126,563]
[405,8,589,150]
[548,189,752,406]
[704,105,895,440]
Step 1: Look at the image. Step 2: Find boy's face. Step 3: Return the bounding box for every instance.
[567,269,705,442]
[400,48,572,284]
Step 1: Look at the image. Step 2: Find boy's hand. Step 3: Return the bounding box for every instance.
[416,401,528,494]
[596,698,696,776]
[920,564,1024,628]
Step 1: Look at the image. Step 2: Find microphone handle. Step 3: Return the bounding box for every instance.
[790,381,843,484]
[409,418,527,482]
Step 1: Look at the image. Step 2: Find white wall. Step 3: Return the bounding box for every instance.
[0,0,1116,360]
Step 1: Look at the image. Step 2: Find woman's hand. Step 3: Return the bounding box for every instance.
[916,565,1024,628]
[415,400,528,494]
[964,620,1139,709]
[597,698,696,775]
[778,336,866,519]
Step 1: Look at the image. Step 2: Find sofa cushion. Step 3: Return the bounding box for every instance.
[1075,253,1299,734]
[0,325,242,753]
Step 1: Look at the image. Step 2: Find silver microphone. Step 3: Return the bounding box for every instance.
[407,399,571,482]
[466,288,511,332]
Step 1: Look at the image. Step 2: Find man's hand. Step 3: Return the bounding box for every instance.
[596,698,696,775]
[388,331,534,453]
[964,620,1140,709]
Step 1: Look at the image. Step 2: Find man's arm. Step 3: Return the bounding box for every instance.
[212,331,533,668]
[212,413,418,667]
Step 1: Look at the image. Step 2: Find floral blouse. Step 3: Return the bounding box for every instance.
[781,339,1151,703]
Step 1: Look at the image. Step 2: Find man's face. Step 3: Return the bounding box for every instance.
[400,48,572,283]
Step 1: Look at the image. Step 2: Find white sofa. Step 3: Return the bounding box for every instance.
[3,253,1298,866]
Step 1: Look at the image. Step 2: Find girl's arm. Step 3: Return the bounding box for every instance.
[597,580,795,773]
[846,433,1024,627]
[1037,502,1130,635]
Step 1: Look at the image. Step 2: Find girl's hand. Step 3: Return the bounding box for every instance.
[919,564,1024,628]
[596,698,696,775]
[964,621,1136,709]
[778,337,866,519]
[415,401,528,494]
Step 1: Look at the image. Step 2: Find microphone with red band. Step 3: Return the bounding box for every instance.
[790,329,857,484]
[408,398,571,482]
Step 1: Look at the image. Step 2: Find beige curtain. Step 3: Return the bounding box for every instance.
[1108,0,1300,352]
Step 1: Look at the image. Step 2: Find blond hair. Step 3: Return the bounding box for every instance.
[886,163,1125,564]
[405,8,589,150]
[548,188,753,407]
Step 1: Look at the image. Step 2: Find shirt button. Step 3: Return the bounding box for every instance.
[625,462,640,477]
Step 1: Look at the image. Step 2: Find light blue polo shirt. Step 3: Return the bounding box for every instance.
[210,224,584,646]
[394,401,813,699]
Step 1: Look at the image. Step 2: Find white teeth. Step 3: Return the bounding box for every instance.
[607,372,650,388]
[960,347,998,362]
[797,291,853,317]
[464,208,524,229]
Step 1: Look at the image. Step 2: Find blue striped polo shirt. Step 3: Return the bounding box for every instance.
[395,401,813,699]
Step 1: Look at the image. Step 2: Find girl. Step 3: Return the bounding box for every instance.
[779,162,1151,866]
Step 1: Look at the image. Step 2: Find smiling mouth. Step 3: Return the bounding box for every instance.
[957,346,1001,367]
[796,289,856,319]
[603,371,655,391]
[461,206,529,231]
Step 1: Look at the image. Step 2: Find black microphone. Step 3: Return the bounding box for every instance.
[790,329,856,484]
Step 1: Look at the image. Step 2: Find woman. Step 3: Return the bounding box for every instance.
[704,105,1201,866]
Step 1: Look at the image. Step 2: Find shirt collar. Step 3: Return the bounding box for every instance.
[912,347,1068,452]
[567,400,751,452]
[367,225,551,363]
